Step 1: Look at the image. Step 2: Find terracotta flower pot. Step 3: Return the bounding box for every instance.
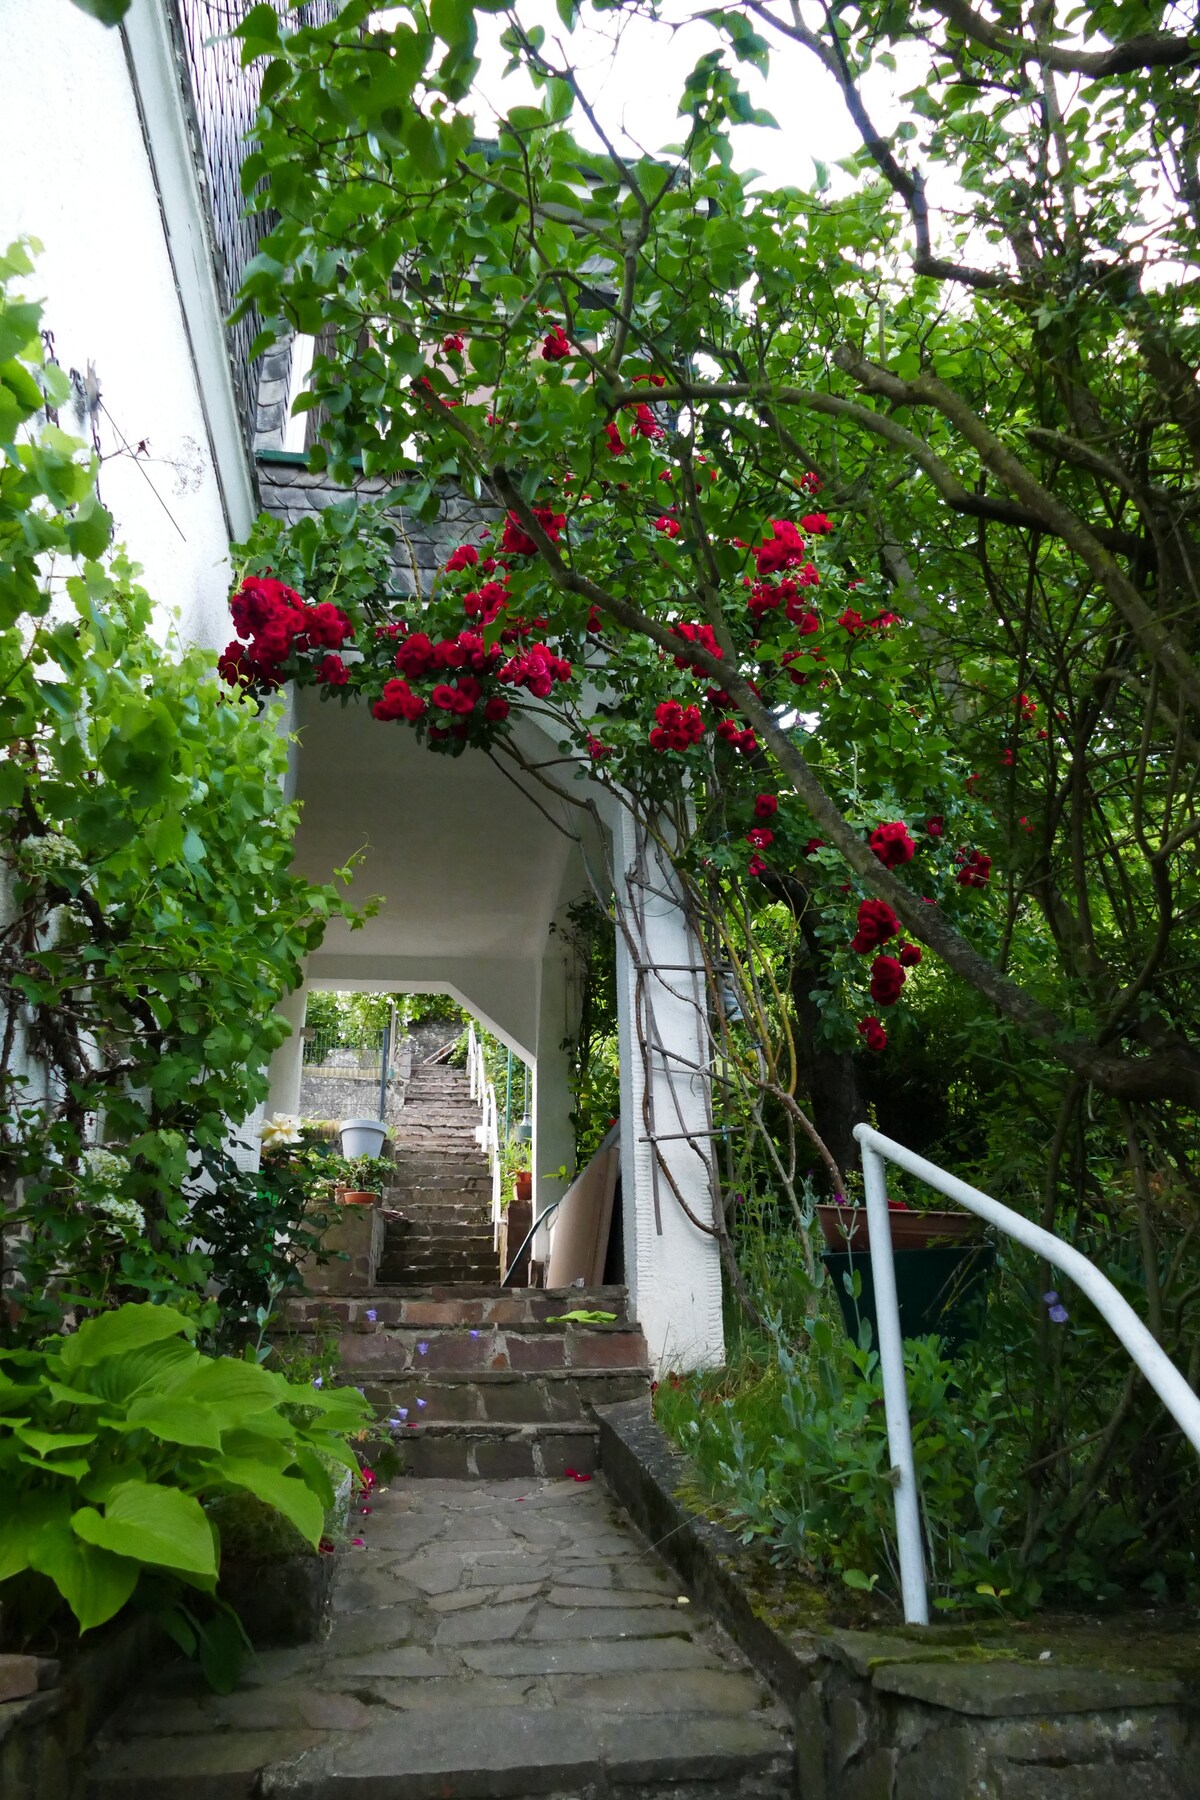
[816,1203,983,1254]
[335,1188,380,1207]
[513,1169,533,1205]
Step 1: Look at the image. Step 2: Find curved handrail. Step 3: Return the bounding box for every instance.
[851,1121,1200,1626]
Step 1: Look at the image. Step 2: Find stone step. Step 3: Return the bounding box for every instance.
[359,1364,651,1427]
[386,1196,491,1219]
[330,1321,650,1381]
[374,1418,603,1479]
[387,1167,488,1184]
[376,1262,502,1286]
[283,1284,635,1331]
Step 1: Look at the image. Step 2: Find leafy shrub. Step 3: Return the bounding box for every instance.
[0,1302,369,1685]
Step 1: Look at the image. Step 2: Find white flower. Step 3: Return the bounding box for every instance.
[94,1194,146,1235]
[17,832,86,877]
[80,1146,129,1185]
[260,1112,302,1149]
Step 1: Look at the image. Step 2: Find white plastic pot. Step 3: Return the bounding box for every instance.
[339,1118,388,1160]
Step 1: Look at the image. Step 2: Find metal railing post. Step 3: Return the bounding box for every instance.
[860,1138,930,1625]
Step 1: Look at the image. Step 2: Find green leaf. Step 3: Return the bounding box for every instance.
[15,1426,97,1457]
[0,1491,72,1582]
[209,1458,324,1548]
[29,1522,139,1631]
[168,1358,286,1423]
[67,0,132,20]
[72,1481,218,1578]
[58,1303,194,1373]
[0,760,25,808]
[123,1396,223,1450]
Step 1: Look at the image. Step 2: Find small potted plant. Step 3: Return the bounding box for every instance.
[329,1153,392,1206]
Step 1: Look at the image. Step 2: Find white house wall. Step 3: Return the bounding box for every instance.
[0,0,250,654]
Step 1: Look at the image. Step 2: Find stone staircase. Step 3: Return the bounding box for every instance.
[283,1284,651,1478]
[376,1059,501,1285]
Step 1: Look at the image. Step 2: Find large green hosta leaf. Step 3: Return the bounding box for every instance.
[57,1304,193,1373]
[28,1521,139,1632]
[72,1481,218,1579]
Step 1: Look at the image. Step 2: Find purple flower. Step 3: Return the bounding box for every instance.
[365,1308,378,1323]
[416,1397,427,1408]
[389,1410,407,1426]
[832,1192,847,1208]
[312,1375,323,1389]
[416,1341,429,1356]
[1044,1290,1070,1325]
[469,1330,480,1338]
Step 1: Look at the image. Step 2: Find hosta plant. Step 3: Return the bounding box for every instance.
[0,1302,370,1686]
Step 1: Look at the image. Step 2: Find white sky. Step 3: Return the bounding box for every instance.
[467,2,918,187]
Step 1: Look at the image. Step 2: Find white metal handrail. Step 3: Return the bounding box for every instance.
[852,1121,1200,1627]
[466,1026,503,1245]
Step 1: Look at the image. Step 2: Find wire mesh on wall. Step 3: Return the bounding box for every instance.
[166,0,340,444]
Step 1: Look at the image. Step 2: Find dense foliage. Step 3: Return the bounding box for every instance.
[0,247,367,1341]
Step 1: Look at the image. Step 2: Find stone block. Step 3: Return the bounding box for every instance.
[840,1746,898,1800]
[995,1763,1190,1799]
[537,1431,599,1476]
[984,1709,1188,1766]
[792,1680,828,1800]
[421,1332,492,1372]
[0,1656,40,1703]
[473,1436,538,1479]
[830,1691,869,1770]
[478,1380,556,1424]
[872,1660,1184,1717]
[397,1433,474,1478]
[507,1335,566,1371]
[569,1329,648,1369]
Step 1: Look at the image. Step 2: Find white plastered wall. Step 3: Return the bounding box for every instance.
[0,0,254,654]
[612,806,725,1371]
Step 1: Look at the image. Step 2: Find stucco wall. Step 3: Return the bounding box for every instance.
[0,0,245,653]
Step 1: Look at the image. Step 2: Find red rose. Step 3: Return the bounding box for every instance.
[925,816,944,837]
[753,794,778,820]
[850,898,900,953]
[655,515,681,539]
[956,848,992,888]
[857,1016,888,1052]
[603,422,627,455]
[869,821,915,869]
[541,324,571,361]
[897,943,922,968]
[445,545,479,573]
[745,827,774,849]
[316,654,349,687]
[869,956,906,1007]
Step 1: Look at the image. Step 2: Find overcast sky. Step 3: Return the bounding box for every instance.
[467,2,918,188]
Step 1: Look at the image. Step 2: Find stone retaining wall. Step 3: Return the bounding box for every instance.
[596,1399,1200,1800]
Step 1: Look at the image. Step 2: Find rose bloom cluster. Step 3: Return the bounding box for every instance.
[369,522,575,743]
[220,577,354,690]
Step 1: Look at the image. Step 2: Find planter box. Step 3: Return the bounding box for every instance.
[817,1203,983,1253]
[219,1551,337,1648]
[823,1243,995,1354]
[298,1204,384,1295]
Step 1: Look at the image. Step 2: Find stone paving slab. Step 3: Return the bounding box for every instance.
[87,1474,793,1799]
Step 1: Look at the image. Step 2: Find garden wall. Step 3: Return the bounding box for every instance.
[596,1400,1200,1800]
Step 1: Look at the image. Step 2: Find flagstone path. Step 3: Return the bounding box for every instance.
[87,1474,794,1798]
